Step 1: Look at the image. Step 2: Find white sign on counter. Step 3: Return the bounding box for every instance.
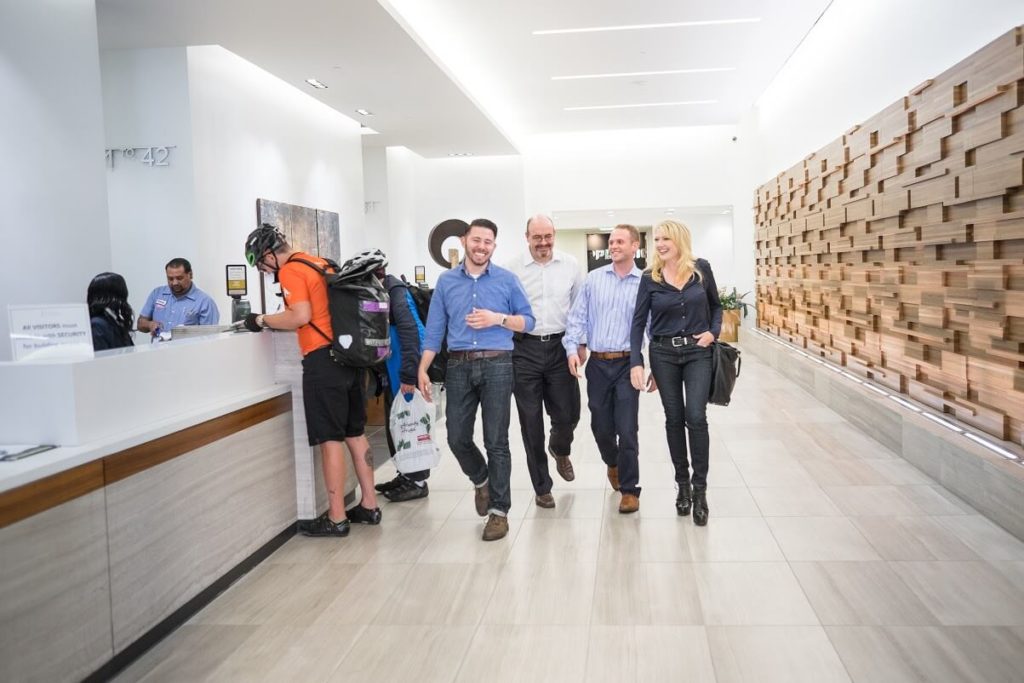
[8,304,94,361]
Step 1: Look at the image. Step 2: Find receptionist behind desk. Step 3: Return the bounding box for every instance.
[137,257,220,336]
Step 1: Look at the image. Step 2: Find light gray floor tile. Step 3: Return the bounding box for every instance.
[373,562,501,626]
[522,488,606,519]
[337,624,475,681]
[801,459,891,486]
[863,459,937,486]
[205,623,365,682]
[417,518,522,564]
[585,625,717,682]
[456,625,589,683]
[899,486,976,516]
[507,517,602,564]
[850,516,980,561]
[686,517,785,562]
[890,561,1024,625]
[767,517,881,561]
[707,625,852,683]
[822,486,925,516]
[936,515,1024,561]
[113,624,257,682]
[598,517,692,562]
[827,625,1024,683]
[791,562,938,625]
[749,486,843,516]
[591,562,703,625]
[694,562,819,625]
[482,561,596,625]
[733,454,817,487]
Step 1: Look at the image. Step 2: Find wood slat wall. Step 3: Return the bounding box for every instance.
[754,27,1024,445]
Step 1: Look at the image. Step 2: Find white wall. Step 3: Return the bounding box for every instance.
[101,48,197,319]
[186,46,365,317]
[362,146,392,265]
[384,146,419,281]
[0,0,111,360]
[751,0,1024,183]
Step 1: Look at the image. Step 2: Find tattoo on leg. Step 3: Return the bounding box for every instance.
[364,448,374,467]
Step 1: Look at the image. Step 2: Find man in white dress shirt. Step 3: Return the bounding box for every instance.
[508,214,585,508]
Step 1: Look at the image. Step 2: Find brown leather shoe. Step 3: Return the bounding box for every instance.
[474,484,490,517]
[550,447,575,482]
[535,493,556,509]
[482,514,509,541]
[618,493,640,514]
[607,466,620,491]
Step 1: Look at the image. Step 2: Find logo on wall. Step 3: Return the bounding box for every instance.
[586,232,648,271]
[428,219,469,268]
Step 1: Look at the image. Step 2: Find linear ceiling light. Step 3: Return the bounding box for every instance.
[305,78,328,89]
[355,108,374,116]
[565,100,716,111]
[534,18,760,35]
[553,67,735,81]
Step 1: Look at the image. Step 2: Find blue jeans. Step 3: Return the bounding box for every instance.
[649,341,713,488]
[586,356,641,496]
[444,353,515,514]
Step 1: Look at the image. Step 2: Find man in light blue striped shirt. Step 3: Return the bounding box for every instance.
[563,224,647,514]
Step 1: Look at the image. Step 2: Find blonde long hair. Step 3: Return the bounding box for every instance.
[650,219,701,284]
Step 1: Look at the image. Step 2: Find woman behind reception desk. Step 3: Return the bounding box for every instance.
[88,272,135,351]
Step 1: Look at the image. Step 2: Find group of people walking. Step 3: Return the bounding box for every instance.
[242,214,722,542]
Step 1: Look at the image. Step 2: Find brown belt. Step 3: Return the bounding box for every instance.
[591,351,630,360]
[448,350,511,361]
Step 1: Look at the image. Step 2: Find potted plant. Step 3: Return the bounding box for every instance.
[718,287,751,342]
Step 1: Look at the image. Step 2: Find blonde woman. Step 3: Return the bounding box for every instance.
[629,220,722,525]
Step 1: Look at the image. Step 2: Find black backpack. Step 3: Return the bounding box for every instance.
[708,341,741,406]
[288,254,390,367]
[406,285,448,383]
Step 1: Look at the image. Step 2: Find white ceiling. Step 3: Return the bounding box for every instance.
[96,0,833,156]
[95,0,517,157]
[553,206,733,231]
[382,0,834,141]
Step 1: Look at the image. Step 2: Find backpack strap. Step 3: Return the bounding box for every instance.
[284,255,334,345]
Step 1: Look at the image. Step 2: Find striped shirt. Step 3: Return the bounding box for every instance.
[563,263,643,356]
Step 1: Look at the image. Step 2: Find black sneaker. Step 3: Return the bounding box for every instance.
[303,512,351,537]
[375,474,406,493]
[384,479,429,502]
[347,504,383,525]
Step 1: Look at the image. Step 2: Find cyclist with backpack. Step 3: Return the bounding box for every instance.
[375,264,432,501]
[243,224,382,536]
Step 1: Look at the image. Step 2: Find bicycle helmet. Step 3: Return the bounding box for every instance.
[244,223,287,267]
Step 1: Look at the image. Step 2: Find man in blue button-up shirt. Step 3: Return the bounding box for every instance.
[563,224,646,514]
[137,257,219,336]
[419,219,535,541]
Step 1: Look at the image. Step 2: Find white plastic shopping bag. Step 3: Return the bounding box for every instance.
[389,390,441,473]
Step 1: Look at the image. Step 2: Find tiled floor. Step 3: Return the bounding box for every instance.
[117,346,1024,682]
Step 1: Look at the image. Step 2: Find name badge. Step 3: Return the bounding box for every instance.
[155,299,167,309]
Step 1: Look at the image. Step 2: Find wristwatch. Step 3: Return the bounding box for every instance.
[257,314,267,329]
[500,314,508,328]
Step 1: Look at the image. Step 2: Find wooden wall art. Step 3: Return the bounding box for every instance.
[754,27,1024,445]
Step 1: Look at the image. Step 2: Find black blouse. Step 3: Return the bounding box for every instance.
[630,258,723,367]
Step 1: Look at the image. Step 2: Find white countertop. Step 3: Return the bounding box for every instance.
[0,383,290,493]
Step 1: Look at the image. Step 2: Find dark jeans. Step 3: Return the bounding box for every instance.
[512,334,581,495]
[586,356,641,496]
[445,353,515,514]
[383,388,430,482]
[649,341,714,488]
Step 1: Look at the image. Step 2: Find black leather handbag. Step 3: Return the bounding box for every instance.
[709,341,741,406]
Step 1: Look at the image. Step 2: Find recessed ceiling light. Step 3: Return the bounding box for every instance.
[553,67,735,81]
[606,211,615,216]
[665,209,676,214]
[534,18,760,35]
[447,152,473,157]
[355,108,374,116]
[305,78,328,89]
[565,100,717,111]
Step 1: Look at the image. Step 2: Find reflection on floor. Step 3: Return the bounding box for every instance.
[116,345,1024,682]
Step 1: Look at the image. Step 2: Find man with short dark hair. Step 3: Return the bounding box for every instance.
[418,218,535,541]
[564,224,647,514]
[138,257,219,335]
[507,214,584,509]
[243,225,381,537]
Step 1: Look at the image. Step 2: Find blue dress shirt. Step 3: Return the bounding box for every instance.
[140,285,220,329]
[563,264,643,357]
[423,262,535,352]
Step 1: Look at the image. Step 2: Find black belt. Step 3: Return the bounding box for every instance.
[653,334,699,347]
[514,331,565,343]
[447,350,511,361]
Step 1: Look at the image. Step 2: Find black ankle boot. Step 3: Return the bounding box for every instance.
[675,484,692,516]
[692,487,709,526]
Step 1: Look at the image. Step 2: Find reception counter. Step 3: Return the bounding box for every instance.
[0,332,301,681]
